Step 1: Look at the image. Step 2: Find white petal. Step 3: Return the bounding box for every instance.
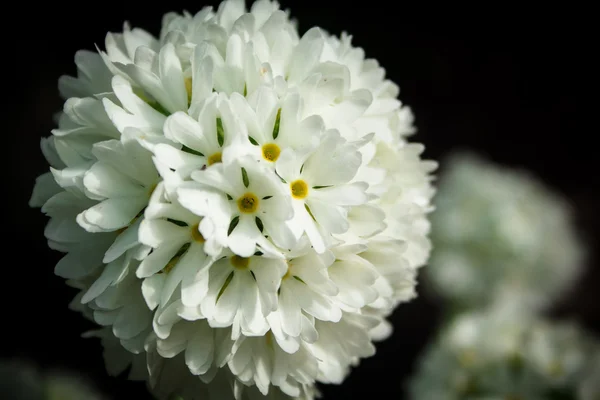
[310,182,368,206]
[78,197,146,232]
[138,218,189,248]
[185,322,214,375]
[279,285,302,337]
[287,27,324,83]
[136,239,186,278]
[163,111,210,153]
[179,245,212,307]
[306,200,348,235]
[158,43,188,112]
[213,272,242,326]
[228,217,260,258]
[348,204,387,238]
[142,274,165,310]
[81,257,128,303]
[103,218,142,263]
[84,162,145,199]
[113,298,151,340]
[153,143,205,176]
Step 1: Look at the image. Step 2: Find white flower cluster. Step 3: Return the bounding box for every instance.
[408,305,600,400]
[30,0,436,398]
[425,151,584,311]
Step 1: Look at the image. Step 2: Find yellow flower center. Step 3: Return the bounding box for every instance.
[262,143,281,162]
[184,77,193,103]
[283,262,293,280]
[191,223,205,243]
[290,180,309,199]
[208,152,222,165]
[230,255,250,269]
[237,193,259,213]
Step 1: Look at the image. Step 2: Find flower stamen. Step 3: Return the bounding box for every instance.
[184,77,193,103]
[237,193,259,213]
[290,180,309,199]
[208,152,222,165]
[230,255,250,269]
[262,143,281,162]
[283,262,293,280]
[191,223,205,243]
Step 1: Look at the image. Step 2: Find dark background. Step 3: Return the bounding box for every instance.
[4,1,597,399]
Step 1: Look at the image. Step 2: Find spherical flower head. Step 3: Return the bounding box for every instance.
[425,150,585,311]
[408,305,600,400]
[29,0,436,398]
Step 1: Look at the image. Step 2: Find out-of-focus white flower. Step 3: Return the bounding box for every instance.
[579,352,600,400]
[30,0,436,398]
[0,359,108,400]
[407,305,600,400]
[426,150,585,311]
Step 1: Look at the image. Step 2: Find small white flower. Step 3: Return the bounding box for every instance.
[178,155,295,257]
[200,251,286,337]
[137,181,224,311]
[229,87,325,164]
[275,130,369,252]
[155,93,235,178]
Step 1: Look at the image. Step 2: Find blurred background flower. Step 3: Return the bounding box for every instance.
[408,305,599,400]
[0,359,109,400]
[408,149,599,399]
[425,150,586,312]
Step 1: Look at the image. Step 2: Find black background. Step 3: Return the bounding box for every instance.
[4,1,598,399]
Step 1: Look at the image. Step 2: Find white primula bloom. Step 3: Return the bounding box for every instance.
[156,92,235,178]
[276,130,369,252]
[178,155,295,257]
[200,251,285,337]
[408,306,600,400]
[426,151,585,311]
[31,0,436,398]
[229,88,325,163]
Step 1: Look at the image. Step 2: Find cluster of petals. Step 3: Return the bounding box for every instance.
[31,0,436,398]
